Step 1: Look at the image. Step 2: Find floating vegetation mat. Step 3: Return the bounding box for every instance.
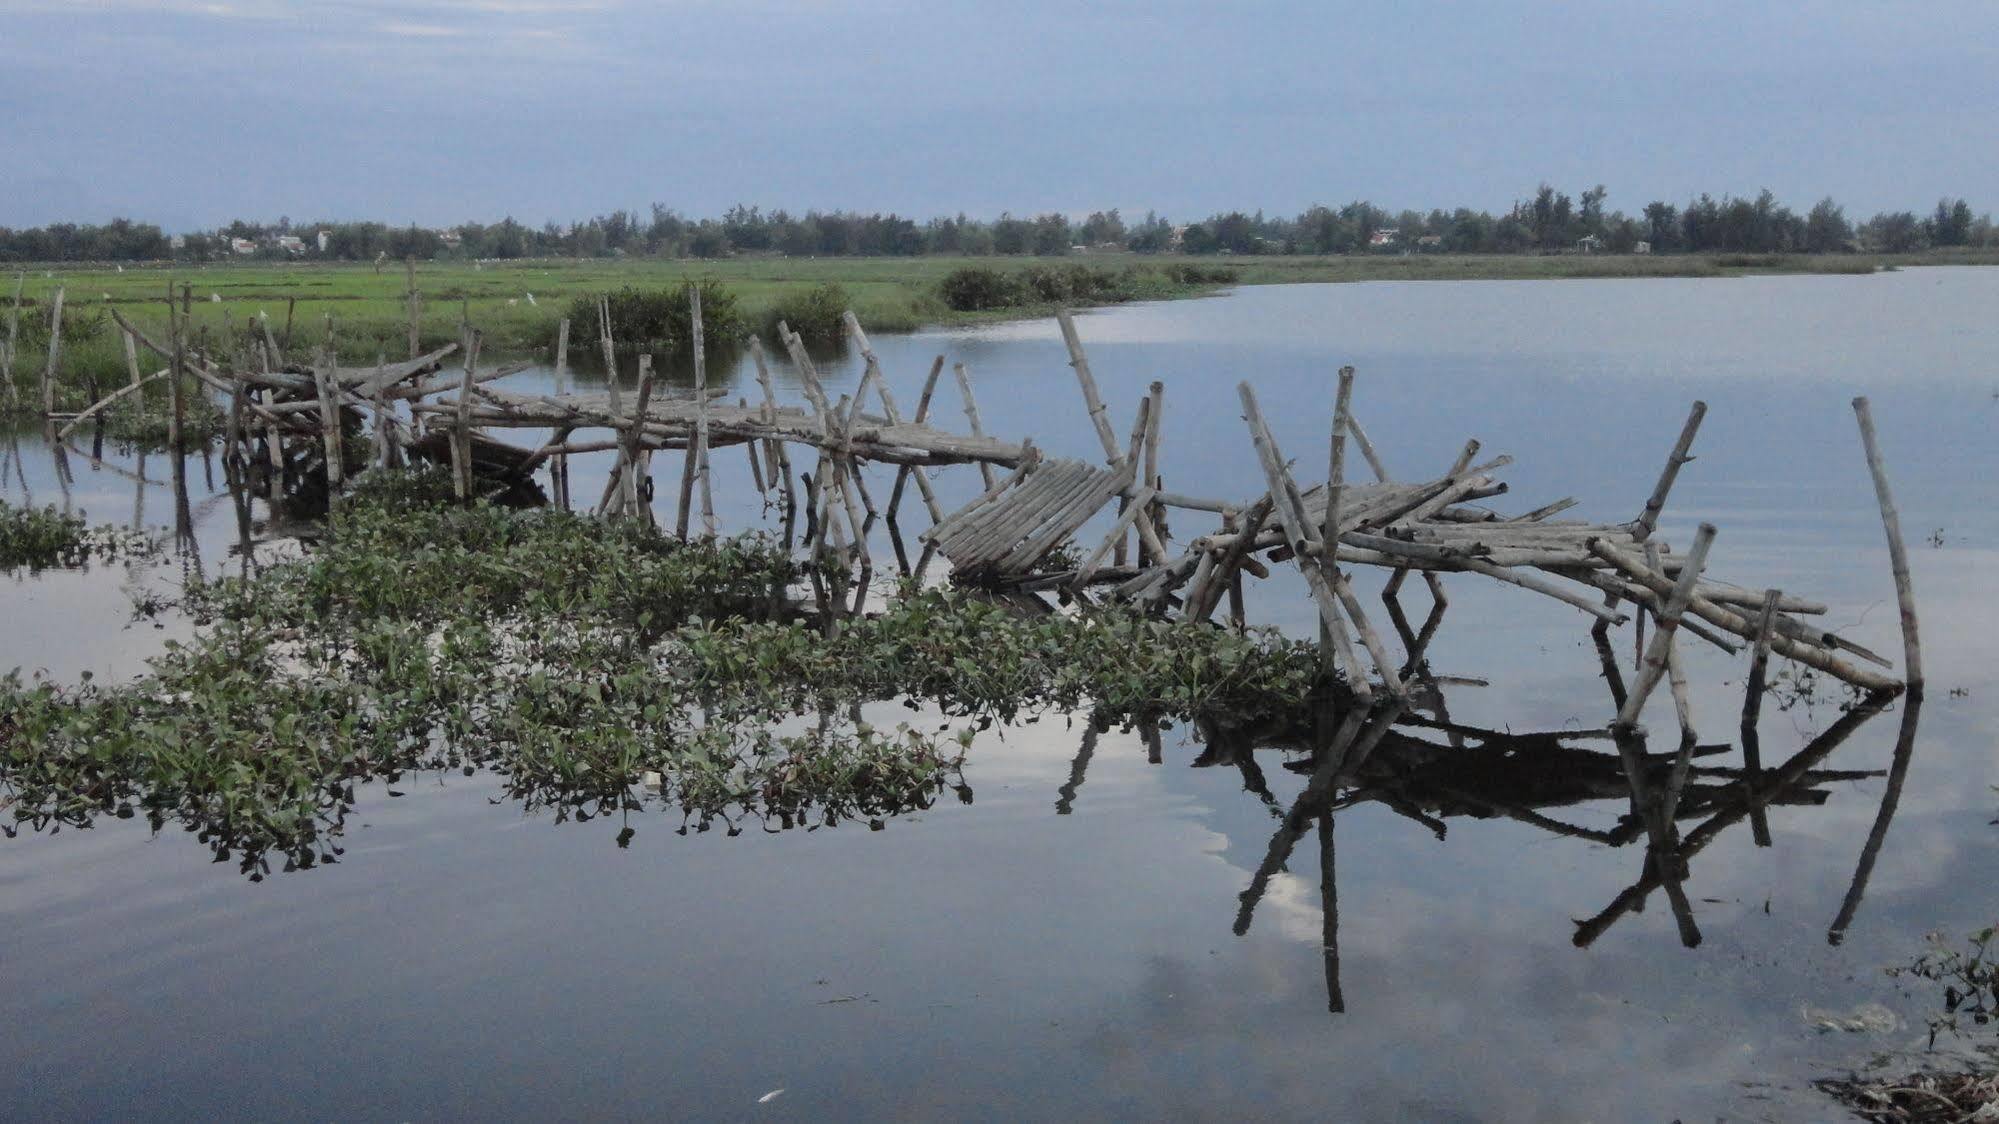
[0,470,1334,878]
[0,498,158,573]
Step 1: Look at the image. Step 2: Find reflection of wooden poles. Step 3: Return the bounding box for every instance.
[1575,696,1890,947]
[1738,589,1782,846]
[1317,808,1343,1013]
[1827,694,1924,944]
[1851,397,1922,693]
[1055,723,1098,815]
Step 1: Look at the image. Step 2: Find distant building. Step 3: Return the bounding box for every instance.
[1368,228,1399,247]
[169,234,186,252]
[1633,241,1652,255]
[230,237,257,255]
[316,230,331,253]
[274,234,305,254]
[438,229,463,249]
[1576,234,1602,253]
[1415,234,1443,250]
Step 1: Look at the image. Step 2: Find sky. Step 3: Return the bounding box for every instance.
[1,0,1995,231]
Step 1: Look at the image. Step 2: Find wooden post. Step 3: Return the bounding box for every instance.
[1239,382,1373,702]
[405,257,420,360]
[453,329,481,502]
[749,337,796,535]
[1637,401,1706,540]
[40,286,64,416]
[953,362,998,489]
[280,296,295,357]
[598,296,621,418]
[1,272,22,412]
[886,356,944,520]
[1851,397,1922,693]
[1614,524,1717,731]
[554,317,570,392]
[845,312,943,526]
[693,287,716,539]
[1738,587,1782,846]
[313,348,345,491]
[122,328,144,426]
[622,353,656,521]
[166,287,185,461]
[1056,308,1120,458]
[1142,380,1165,554]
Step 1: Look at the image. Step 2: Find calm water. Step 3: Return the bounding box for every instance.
[4,269,1997,1121]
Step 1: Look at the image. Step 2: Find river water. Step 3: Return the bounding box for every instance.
[4,268,1996,1120]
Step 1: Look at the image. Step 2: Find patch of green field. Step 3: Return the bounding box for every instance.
[3,248,1994,414]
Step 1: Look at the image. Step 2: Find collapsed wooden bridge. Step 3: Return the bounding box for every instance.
[64,278,1925,952]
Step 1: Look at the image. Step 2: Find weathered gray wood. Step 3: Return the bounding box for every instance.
[1851,397,1921,692]
[1,272,22,412]
[886,356,945,522]
[953,361,999,490]
[1615,524,1717,732]
[597,297,621,418]
[452,330,481,501]
[1239,381,1377,700]
[693,289,715,538]
[40,286,64,416]
[1638,401,1706,539]
[55,369,166,441]
[846,314,942,526]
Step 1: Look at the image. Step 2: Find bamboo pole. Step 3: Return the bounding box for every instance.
[405,257,420,360]
[886,356,944,521]
[1614,525,1716,731]
[1142,379,1165,554]
[452,329,481,502]
[55,370,167,441]
[1637,401,1707,540]
[1851,397,1921,693]
[314,348,345,491]
[624,354,657,521]
[554,317,570,391]
[953,362,998,489]
[749,338,796,532]
[1,272,21,412]
[121,327,144,426]
[40,286,64,416]
[845,313,943,526]
[598,296,621,418]
[1738,588,1782,846]
[1239,382,1374,701]
[693,288,715,538]
[1115,387,1150,567]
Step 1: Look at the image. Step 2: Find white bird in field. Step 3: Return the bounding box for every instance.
[525,292,536,306]
[116,265,124,273]
[507,298,518,307]
[211,293,221,302]
[102,292,112,300]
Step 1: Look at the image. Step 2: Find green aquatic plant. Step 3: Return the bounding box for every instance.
[1891,925,1999,1049]
[1,471,1337,877]
[0,500,158,572]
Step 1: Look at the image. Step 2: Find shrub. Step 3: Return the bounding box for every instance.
[559,279,744,354]
[938,267,1023,312]
[764,283,851,343]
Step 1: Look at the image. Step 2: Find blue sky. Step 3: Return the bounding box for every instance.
[2,0,1994,230]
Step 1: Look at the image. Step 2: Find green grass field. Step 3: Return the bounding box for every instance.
[4,248,1996,420]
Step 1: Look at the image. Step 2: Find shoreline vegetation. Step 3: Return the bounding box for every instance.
[3,248,1997,413]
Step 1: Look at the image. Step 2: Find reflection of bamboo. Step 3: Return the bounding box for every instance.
[1739,589,1783,846]
[1055,722,1098,815]
[1827,693,1924,945]
[1574,695,1890,947]
[1318,808,1343,1013]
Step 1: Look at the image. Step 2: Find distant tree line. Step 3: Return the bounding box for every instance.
[2,189,1992,263]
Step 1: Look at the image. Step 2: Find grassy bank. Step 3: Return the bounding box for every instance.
[3,248,1995,412]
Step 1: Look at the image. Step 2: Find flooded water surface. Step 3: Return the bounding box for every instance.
[4,269,1997,1120]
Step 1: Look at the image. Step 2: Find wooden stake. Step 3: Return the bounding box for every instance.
[1614,524,1716,731]
[1738,587,1782,846]
[1637,401,1706,540]
[40,286,64,416]
[692,287,715,538]
[452,329,481,502]
[405,257,420,360]
[1,272,22,412]
[953,362,998,489]
[886,356,944,521]
[749,337,796,533]
[1851,397,1922,693]
[623,353,656,520]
